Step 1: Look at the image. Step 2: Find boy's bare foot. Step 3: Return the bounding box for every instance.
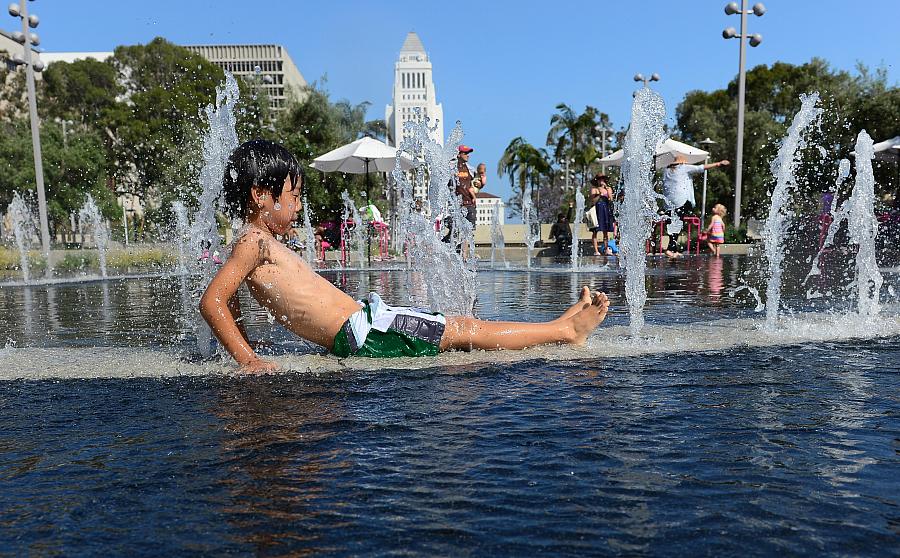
[557,286,593,321]
[569,291,609,344]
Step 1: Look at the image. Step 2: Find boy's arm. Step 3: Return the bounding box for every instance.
[227,293,252,347]
[200,235,275,372]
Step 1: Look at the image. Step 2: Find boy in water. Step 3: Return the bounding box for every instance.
[200,140,610,373]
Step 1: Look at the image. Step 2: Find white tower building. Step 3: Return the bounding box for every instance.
[385,32,444,151]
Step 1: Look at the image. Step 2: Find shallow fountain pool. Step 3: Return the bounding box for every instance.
[1,255,898,555]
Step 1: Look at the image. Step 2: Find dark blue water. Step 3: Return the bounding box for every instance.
[1,256,899,556]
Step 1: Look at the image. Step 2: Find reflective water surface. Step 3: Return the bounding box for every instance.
[1,255,899,555]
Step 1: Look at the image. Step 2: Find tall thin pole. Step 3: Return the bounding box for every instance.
[701,155,710,226]
[600,129,608,174]
[732,0,748,228]
[20,2,51,273]
[365,158,371,265]
[122,204,129,246]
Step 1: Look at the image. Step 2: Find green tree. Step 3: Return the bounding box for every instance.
[676,58,900,220]
[274,82,376,223]
[498,137,551,219]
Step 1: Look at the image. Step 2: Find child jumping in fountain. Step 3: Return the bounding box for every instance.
[200,140,610,373]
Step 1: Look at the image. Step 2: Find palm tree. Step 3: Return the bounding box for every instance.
[498,137,551,219]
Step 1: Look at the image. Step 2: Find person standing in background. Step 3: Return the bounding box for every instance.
[588,174,615,256]
[443,145,477,243]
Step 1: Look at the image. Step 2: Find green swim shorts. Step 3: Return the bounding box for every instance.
[331,293,446,358]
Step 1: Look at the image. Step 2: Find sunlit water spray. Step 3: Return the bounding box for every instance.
[806,158,851,287]
[341,190,366,268]
[189,73,240,356]
[763,93,822,328]
[170,201,191,275]
[522,179,537,268]
[78,194,109,279]
[391,111,476,315]
[490,202,507,269]
[619,88,667,335]
[571,189,585,270]
[6,191,35,282]
[301,195,316,268]
[847,131,882,316]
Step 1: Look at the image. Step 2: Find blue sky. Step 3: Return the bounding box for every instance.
[29,1,900,208]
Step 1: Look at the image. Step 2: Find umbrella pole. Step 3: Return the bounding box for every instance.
[366,159,372,265]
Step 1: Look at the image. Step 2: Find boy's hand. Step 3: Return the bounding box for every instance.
[240,358,279,374]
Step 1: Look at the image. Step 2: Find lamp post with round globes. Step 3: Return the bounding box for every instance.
[633,73,660,89]
[723,0,765,228]
[699,137,718,225]
[8,1,51,273]
[594,124,613,174]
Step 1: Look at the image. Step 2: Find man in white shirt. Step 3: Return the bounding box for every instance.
[662,154,730,257]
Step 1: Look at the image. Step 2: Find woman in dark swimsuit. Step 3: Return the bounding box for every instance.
[589,174,615,256]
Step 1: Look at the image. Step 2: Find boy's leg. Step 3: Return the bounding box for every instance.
[440,291,609,351]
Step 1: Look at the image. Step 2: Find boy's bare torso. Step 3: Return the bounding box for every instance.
[240,227,361,350]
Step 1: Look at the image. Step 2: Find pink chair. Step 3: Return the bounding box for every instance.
[372,221,390,260]
[682,216,702,254]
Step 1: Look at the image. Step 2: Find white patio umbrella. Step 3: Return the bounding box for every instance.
[310,136,414,262]
[598,137,710,171]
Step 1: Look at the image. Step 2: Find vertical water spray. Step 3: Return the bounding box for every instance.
[302,196,316,268]
[190,74,240,279]
[490,202,506,269]
[619,88,667,335]
[763,93,822,327]
[341,191,366,268]
[522,178,537,268]
[171,201,191,275]
[7,192,35,282]
[847,130,882,316]
[190,73,240,357]
[391,112,476,315]
[571,189,585,270]
[78,194,109,278]
[806,158,851,283]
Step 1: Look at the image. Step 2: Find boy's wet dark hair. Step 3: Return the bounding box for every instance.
[223,139,303,220]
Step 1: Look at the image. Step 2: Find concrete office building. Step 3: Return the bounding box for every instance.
[39,42,306,112]
[183,43,306,111]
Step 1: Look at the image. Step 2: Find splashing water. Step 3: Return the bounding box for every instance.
[341,191,366,268]
[571,189,585,270]
[522,179,538,268]
[190,73,240,278]
[391,112,476,315]
[806,158,851,284]
[7,192,35,282]
[763,93,822,328]
[619,88,667,335]
[847,131,882,316]
[490,202,506,269]
[171,201,191,275]
[78,194,109,279]
[302,196,316,268]
[189,73,240,356]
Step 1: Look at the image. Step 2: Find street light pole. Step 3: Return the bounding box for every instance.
[723,1,765,228]
[8,2,50,273]
[699,137,717,225]
[594,124,613,174]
